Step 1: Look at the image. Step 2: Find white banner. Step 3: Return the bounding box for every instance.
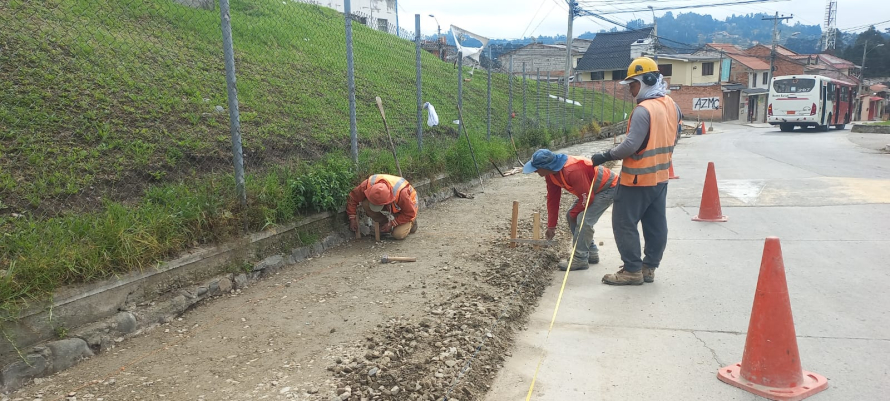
[693,97,720,110]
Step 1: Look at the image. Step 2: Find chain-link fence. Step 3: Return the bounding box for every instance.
[0,0,635,308]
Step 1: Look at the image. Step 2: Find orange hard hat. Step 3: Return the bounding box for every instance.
[364,181,395,207]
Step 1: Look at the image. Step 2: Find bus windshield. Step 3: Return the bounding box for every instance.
[773,78,816,93]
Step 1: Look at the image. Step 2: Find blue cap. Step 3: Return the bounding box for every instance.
[522,149,568,174]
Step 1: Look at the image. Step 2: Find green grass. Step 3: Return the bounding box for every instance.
[0,0,631,313]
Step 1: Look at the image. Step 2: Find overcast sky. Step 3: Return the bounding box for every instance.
[395,0,885,39]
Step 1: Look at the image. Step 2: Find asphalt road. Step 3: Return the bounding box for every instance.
[486,123,890,401]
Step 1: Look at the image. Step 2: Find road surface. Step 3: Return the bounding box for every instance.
[487,123,890,401]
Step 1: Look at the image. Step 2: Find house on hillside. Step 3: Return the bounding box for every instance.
[746,44,806,78]
[696,43,789,123]
[323,0,398,32]
[575,28,655,82]
[498,39,592,77]
[860,84,888,121]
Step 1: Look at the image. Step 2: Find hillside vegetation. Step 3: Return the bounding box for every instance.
[0,0,632,311]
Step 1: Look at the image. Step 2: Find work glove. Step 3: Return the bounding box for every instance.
[545,227,557,241]
[348,215,358,232]
[381,221,394,233]
[591,151,612,166]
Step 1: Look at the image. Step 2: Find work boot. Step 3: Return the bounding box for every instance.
[642,267,655,283]
[588,252,600,264]
[558,259,589,271]
[410,220,418,234]
[601,267,643,285]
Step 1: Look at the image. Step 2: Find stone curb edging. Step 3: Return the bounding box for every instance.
[851,124,890,134]
[0,131,619,394]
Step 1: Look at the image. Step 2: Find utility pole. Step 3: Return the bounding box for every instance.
[429,14,444,61]
[564,0,575,134]
[648,5,658,60]
[763,12,792,123]
[860,39,869,80]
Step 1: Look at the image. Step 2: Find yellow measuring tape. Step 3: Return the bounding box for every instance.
[524,170,601,400]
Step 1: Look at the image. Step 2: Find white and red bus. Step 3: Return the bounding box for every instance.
[767,75,856,132]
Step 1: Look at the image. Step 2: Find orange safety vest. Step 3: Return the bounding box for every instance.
[620,96,679,186]
[550,156,618,197]
[367,174,418,213]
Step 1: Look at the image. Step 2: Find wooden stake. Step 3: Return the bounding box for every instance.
[374,222,381,242]
[510,201,519,248]
[532,212,541,250]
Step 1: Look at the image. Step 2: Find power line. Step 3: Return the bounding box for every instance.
[580,0,790,15]
[840,19,890,32]
[519,0,552,39]
[529,3,562,38]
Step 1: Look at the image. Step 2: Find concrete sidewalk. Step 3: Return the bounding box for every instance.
[486,126,890,400]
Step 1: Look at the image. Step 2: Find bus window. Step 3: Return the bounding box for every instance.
[827,83,836,99]
[841,87,848,101]
[773,78,816,93]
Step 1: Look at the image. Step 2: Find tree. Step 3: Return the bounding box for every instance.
[842,26,890,78]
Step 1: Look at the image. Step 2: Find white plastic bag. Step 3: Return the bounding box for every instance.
[423,102,439,127]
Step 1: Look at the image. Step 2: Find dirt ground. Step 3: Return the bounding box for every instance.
[6,141,614,401]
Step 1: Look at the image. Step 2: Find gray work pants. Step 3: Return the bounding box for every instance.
[611,182,668,273]
[567,185,617,262]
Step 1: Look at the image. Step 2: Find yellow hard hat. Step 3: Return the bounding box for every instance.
[621,57,659,84]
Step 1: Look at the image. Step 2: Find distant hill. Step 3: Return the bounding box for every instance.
[467,12,828,56]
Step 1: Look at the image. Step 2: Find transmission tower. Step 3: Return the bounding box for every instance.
[821,0,838,51]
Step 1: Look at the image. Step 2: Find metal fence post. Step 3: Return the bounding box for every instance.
[590,85,595,122]
[522,62,527,134]
[219,0,246,206]
[546,71,551,130]
[571,84,576,129]
[345,0,358,163]
[507,56,514,135]
[414,14,422,151]
[601,80,606,123]
[559,77,569,135]
[487,46,492,140]
[536,68,540,128]
[458,51,463,127]
[611,81,617,122]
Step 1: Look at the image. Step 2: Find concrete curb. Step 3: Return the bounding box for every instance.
[0,132,618,394]
[851,124,890,134]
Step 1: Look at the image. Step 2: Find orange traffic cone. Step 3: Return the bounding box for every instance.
[692,162,727,222]
[717,237,829,400]
[669,162,679,179]
[701,121,707,134]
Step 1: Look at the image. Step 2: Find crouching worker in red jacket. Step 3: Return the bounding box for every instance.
[523,149,619,271]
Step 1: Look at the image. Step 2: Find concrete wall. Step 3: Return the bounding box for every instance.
[504,45,583,75]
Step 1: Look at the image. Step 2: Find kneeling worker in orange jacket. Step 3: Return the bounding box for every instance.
[346,174,418,240]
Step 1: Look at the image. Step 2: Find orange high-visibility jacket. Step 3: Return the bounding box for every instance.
[545,156,618,228]
[620,96,679,186]
[346,174,418,225]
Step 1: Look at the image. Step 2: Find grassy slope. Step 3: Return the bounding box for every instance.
[0,0,632,310]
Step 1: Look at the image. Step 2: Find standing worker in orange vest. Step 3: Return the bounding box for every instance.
[523,149,619,271]
[346,174,418,240]
[589,57,682,285]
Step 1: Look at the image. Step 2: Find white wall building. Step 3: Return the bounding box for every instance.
[320,0,398,31]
